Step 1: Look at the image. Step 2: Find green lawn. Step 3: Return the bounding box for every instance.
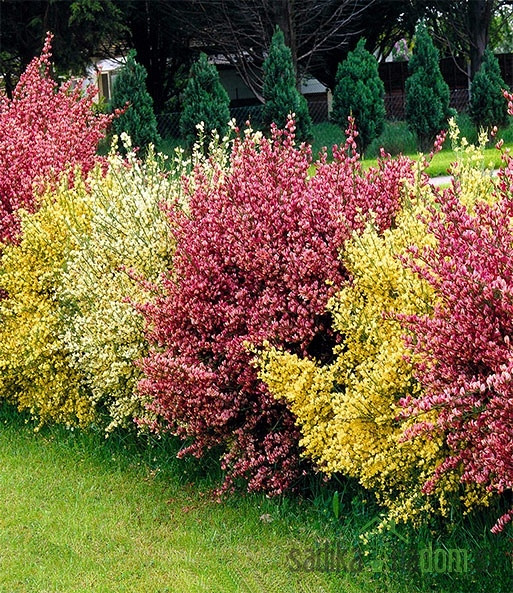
[0,405,368,593]
[311,117,511,178]
[361,145,504,178]
[1,403,513,593]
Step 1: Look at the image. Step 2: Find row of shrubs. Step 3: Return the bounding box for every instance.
[3,36,513,533]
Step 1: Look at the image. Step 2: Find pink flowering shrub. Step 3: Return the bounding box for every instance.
[400,127,513,531]
[0,33,113,242]
[139,119,415,495]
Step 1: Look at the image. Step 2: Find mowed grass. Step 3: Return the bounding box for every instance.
[0,403,382,593]
[2,401,513,593]
[311,116,513,178]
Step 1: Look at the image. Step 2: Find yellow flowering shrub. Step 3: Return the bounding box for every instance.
[0,174,95,426]
[258,125,497,522]
[446,117,496,209]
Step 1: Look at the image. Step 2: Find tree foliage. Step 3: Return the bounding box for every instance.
[331,38,386,151]
[110,50,161,151]
[412,0,513,81]
[179,53,230,147]
[0,0,126,98]
[405,22,453,151]
[167,0,397,99]
[470,47,509,130]
[121,0,192,114]
[262,28,312,143]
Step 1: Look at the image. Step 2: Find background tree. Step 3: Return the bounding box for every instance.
[110,51,160,151]
[0,0,126,98]
[470,47,509,130]
[490,3,513,52]
[179,53,230,147]
[262,28,312,143]
[0,0,191,113]
[121,0,193,114]
[412,0,513,81]
[405,22,453,151]
[166,0,409,101]
[331,38,385,151]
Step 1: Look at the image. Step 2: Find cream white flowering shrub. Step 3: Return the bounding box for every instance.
[60,136,179,431]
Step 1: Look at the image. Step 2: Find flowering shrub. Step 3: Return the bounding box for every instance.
[0,174,95,426]
[259,122,495,521]
[0,33,113,242]
[139,119,414,495]
[0,135,198,430]
[400,118,513,532]
[258,168,441,521]
[60,137,179,432]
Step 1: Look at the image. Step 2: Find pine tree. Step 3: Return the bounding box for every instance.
[262,27,312,143]
[405,22,454,151]
[331,38,386,151]
[110,50,160,151]
[470,47,509,131]
[179,53,230,147]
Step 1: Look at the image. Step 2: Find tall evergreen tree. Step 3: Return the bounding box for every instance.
[470,47,509,131]
[179,53,230,147]
[405,22,453,151]
[110,50,160,151]
[262,27,312,143]
[331,38,386,151]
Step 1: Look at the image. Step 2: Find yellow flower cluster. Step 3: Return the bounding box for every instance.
[0,174,95,427]
[447,117,496,209]
[259,187,442,521]
[258,130,497,523]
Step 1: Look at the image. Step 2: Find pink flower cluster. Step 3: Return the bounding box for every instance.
[140,118,415,495]
[401,166,513,532]
[0,33,114,242]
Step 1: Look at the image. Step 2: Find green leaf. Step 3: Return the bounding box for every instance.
[332,490,340,520]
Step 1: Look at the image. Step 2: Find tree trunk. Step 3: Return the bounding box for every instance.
[273,0,299,83]
[468,0,495,78]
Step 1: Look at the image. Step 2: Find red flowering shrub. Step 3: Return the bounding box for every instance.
[139,119,415,495]
[0,33,113,242]
[400,146,513,531]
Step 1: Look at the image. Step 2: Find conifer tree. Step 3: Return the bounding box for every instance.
[470,47,509,131]
[331,38,386,151]
[110,50,160,151]
[405,22,453,151]
[262,27,312,143]
[179,53,230,147]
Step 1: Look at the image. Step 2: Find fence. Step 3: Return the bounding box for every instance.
[156,87,474,141]
[156,99,330,141]
[384,88,470,120]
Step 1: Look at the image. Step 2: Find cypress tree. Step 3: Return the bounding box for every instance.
[179,53,230,147]
[110,50,160,151]
[262,27,312,143]
[331,38,386,151]
[405,23,454,151]
[470,47,509,131]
